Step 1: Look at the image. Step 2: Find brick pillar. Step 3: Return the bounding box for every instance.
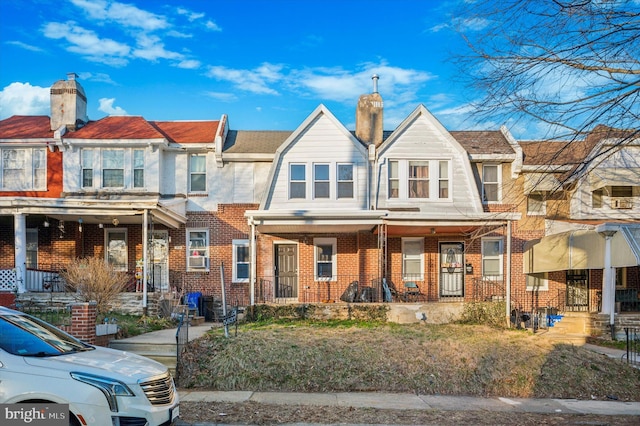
[0,292,16,308]
[70,302,97,344]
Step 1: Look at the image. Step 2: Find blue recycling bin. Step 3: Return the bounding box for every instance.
[185,292,202,316]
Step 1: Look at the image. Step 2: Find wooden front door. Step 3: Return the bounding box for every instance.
[275,244,297,298]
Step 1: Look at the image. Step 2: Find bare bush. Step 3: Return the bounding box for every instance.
[60,257,129,314]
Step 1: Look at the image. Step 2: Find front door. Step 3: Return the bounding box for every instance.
[148,230,169,292]
[566,269,589,311]
[275,244,297,298]
[440,242,464,297]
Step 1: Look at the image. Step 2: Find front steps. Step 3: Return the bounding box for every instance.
[537,311,591,344]
[109,338,179,373]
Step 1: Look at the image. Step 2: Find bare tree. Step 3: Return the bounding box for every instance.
[454,0,639,142]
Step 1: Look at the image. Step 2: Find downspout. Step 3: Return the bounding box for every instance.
[249,216,256,306]
[506,220,512,327]
[142,210,149,314]
[14,213,27,293]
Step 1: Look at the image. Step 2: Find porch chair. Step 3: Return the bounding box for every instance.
[403,281,425,302]
[376,278,402,302]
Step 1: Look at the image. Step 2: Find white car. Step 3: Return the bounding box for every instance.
[0,306,179,426]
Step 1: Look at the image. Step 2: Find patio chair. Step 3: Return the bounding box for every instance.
[403,281,425,302]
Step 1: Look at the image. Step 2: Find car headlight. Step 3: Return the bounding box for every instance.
[70,372,134,412]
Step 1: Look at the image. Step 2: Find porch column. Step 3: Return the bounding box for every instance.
[249,217,256,306]
[142,210,149,312]
[14,213,27,293]
[598,224,617,336]
[505,220,512,327]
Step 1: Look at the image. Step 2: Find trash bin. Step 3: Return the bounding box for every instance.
[185,292,202,316]
[203,296,214,321]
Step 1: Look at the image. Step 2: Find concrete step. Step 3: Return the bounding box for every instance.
[537,330,587,345]
[109,340,178,354]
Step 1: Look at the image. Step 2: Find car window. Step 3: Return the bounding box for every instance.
[0,314,92,356]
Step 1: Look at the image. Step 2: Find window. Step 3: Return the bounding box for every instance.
[189,154,206,192]
[26,228,38,269]
[438,160,449,199]
[289,164,306,199]
[616,267,627,288]
[611,186,632,197]
[526,272,549,291]
[187,230,209,270]
[81,149,93,188]
[388,160,399,198]
[314,164,330,198]
[337,164,354,198]
[102,149,124,187]
[592,189,603,208]
[402,238,424,280]
[1,148,46,191]
[233,239,250,282]
[409,161,429,198]
[106,229,127,271]
[314,238,336,280]
[482,164,500,203]
[527,194,546,216]
[133,149,144,188]
[482,238,503,279]
[388,159,451,201]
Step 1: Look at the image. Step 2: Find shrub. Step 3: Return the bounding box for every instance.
[60,257,129,315]
[458,301,507,328]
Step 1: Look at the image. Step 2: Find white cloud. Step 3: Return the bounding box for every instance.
[176,59,201,69]
[5,41,44,52]
[205,63,284,95]
[42,21,131,66]
[77,72,117,85]
[0,82,50,119]
[176,7,205,22]
[70,0,169,31]
[132,34,183,61]
[205,20,222,31]
[98,98,128,115]
[205,92,238,102]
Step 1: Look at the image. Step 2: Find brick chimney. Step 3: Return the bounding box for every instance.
[355,74,384,147]
[50,72,88,131]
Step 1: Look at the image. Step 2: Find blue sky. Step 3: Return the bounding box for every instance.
[0,0,515,135]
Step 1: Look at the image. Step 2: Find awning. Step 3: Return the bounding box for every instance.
[524,225,640,273]
[589,168,640,190]
[523,173,561,194]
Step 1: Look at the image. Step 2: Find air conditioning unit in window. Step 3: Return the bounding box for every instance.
[611,197,633,209]
[188,256,208,268]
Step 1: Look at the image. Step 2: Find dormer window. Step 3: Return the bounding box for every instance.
[289,164,306,199]
[482,164,501,203]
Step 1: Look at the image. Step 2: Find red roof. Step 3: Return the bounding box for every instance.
[68,116,165,139]
[0,116,54,139]
[150,121,219,143]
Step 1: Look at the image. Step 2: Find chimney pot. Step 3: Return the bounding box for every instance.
[372,74,379,93]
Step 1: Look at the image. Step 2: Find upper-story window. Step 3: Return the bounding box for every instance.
[289,164,306,199]
[527,194,546,216]
[314,164,330,199]
[337,164,354,198]
[388,159,450,201]
[82,149,93,188]
[189,154,206,192]
[133,149,144,188]
[482,164,501,203]
[0,148,46,191]
[102,149,125,187]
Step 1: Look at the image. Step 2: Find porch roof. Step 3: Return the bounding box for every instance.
[0,197,187,229]
[246,209,384,233]
[523,224,640,273]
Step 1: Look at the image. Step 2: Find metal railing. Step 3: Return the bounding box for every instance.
[174,310,189,386]
[623,327,639,366]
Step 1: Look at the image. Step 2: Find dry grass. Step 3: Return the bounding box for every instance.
[178,320,640,401]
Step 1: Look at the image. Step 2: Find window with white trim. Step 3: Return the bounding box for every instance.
[526,272,549,291]
[233,239,250,282]
[402,237,424,280]
[527,193,546,216]
[26,228,38,269]
[314,164,330,199]
[481,238,503,279]
[133,149,144,188]
[106,229,128,271]
[187,229,209,271]
[102,149,125,187]
[189,154,206,192]
[337,163,354,198]
[388,159,451,201]
[314,238,336,280]
[81,149,94,188]
[289,164,306,199]
[482,164,501,203]
[0,148,46,191]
